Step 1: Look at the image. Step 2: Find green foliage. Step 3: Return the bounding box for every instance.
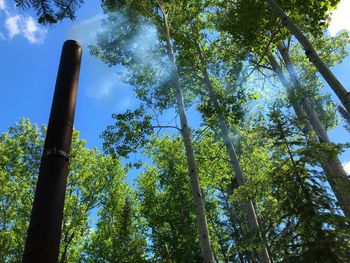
[197,87,247,127]
[265,109,350,262]
[216,0,340,55]
[12,1,350,262]
[136,135,234,262]
[93,1,350,262]
[90,4,194,112]
[0,119,42,262]
[82,193,148,263]
[0,119,135,262]
[101,105,153,158]
[137,137,203,262]
[15,0,84,24]
[286,32,350,129]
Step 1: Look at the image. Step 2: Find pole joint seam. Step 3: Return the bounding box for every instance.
[48,121,73,127]
[43,147,70,161]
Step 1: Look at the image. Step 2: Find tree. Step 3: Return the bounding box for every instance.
[274,41,350,219]
[14,0,84,24]
[217,0,350,114]
[137,136,204,262]
[266,0,350,114]
[265,109,350,262]
[0,119,127,262]
[93,1,215,261]
[0,119,42,262]
[82,194,148,263]
[338,105,350,133]
[160,9,272,259]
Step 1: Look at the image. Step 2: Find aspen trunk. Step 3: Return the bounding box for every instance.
[266,0,350,114]
[204,75,271,263]
[338,105,350,124]
[221,184,250,263]
[272,45,350,219]
[267,54,313,134]
[268,54,343,261]
[158,4,215,262]
[277,112,339,263]
[196,45,271,263]
[301,97,350,219]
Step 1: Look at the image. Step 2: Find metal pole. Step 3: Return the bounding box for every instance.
[22,40,82,263]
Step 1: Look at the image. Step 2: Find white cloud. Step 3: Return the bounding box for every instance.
[1,0,47,44]
[0,0,6,11]
[5,14,46,43]
[5,15,20,38]
[328,0,350,36]
[23,16,46,43]
[344,161,350,175]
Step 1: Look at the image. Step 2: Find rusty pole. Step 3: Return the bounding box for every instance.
[22,40,82,263]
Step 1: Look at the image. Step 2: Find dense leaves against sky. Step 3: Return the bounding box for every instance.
[5,0,350,262]
[14,0,84,23]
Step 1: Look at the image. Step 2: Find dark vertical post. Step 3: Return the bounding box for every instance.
[22,40,82,263]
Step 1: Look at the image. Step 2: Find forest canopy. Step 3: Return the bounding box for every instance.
[3,0,350,262]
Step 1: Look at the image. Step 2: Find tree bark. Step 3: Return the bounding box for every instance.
[338,105,350,125]
[267,53,313,134]
[220,185,250,263]
[270,46,350,219]
[277,115,339,263]
[158,4,215,262]
[196,45,271,263]
[208,215,229,263]
[266,0,350,114]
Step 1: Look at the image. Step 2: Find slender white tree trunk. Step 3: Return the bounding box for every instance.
[338,105,350,124]
[267,54,313,133]
[266,0,350,114]
[158,5,215,262]
[269,53,348,261]
[301,98,350,219]
[197,45,271,263]
[270,46,350,219]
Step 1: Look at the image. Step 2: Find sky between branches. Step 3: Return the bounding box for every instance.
[0,0,349,174]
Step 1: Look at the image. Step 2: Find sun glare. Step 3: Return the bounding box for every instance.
[329,0,350,36]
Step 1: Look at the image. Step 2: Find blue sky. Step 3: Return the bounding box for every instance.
[0,0,350,175]
[0,1,138,149]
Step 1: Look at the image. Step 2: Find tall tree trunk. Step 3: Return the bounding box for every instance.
[58,231,74,263]
[196,44,271,263]
[338,105,350,126]
[268,54,343,262]
[267,54,313,134]
[158,4,215,262]
[220,185,250,263]
[269,46,350,219]
[266,0,350,114]
[277,117,339,263]
[208,215,229,263]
